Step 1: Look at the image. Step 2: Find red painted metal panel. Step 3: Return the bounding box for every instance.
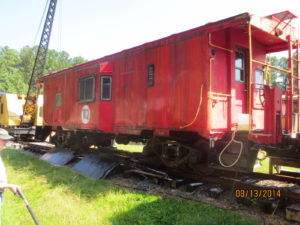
[209,29,230,132]
[43,75,65,127]
[72,67,99,130]
[98,62,114,132]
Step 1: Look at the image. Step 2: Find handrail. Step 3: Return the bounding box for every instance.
[209,91,231,97]
[248,23,253,134]
[252,59,290,73]
[209,91,231,103]
[208,33,233,53]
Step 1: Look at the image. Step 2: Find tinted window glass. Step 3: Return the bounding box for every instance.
[101,76,112,101]
[78,75,96,103]
[148,64,155,87]
[255,69,264,88]
[235,52,245,82]
[55,92,62,107]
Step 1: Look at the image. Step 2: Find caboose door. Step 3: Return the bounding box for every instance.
[98,62,114,132]
[234,48,249,114]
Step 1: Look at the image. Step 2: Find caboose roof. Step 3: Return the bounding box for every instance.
[40,11,298,81]
[266,10,297,21]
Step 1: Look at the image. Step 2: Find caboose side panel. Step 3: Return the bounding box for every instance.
[169,34,209,134]
[113,52,140,131]
[43,62,102,130]
[43,74,65,127]
[69,65,100,130]
[209,29,230,133]
[145,41,170,130]
[113,33,211,137]
[62,69,76,128]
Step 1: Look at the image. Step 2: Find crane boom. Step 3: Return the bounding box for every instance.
[22,0,58,126]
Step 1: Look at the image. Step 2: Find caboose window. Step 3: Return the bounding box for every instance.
[55,92,62,107]
[78,75,96,103]
[148,64,155,87]
[100,76,112,101]
[235,51,245,82]
[255,69,264,88]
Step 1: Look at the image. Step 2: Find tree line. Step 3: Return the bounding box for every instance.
[0,46,87,94]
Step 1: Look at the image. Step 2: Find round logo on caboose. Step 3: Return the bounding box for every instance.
[81,105,90,124]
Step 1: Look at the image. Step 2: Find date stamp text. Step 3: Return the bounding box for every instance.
[235,189,281,198]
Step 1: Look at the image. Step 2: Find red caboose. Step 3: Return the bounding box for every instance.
[39,11,300,172]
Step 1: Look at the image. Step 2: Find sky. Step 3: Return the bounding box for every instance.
[1,0,300,60]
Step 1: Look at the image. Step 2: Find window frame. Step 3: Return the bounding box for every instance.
[235,51,245,82]
[55,92,62,108]
[77,74,96,104]
[255,68,264,88]
[100,75,112,101]
[147,64,155,87]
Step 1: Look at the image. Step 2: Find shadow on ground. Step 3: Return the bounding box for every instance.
[1,148,117,199]
[109,198,261,225]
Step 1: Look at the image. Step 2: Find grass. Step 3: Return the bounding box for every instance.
[116,142,144,152]
[253,158,271,173]
[0,148,261,225]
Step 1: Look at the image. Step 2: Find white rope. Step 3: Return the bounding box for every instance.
[218,130,244,168]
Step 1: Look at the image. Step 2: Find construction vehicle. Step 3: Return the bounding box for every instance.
[21,0,57,127]
[0,0,57,140]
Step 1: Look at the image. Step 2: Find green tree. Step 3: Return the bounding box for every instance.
[0,46,20,73]
[0,46,24,93]
[267,55,288,88]
[19,46,35,83]
[71,56,86,66]
[0,46,87,94]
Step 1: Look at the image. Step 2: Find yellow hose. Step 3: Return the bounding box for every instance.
[180,84,204,129]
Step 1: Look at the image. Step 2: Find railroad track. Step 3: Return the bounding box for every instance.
[18,141,300,224]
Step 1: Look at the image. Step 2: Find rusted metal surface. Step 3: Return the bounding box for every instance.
[41,149,74,166]
[72,154,119,179]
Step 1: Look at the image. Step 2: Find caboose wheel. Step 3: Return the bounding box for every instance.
[143,138,197,168]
